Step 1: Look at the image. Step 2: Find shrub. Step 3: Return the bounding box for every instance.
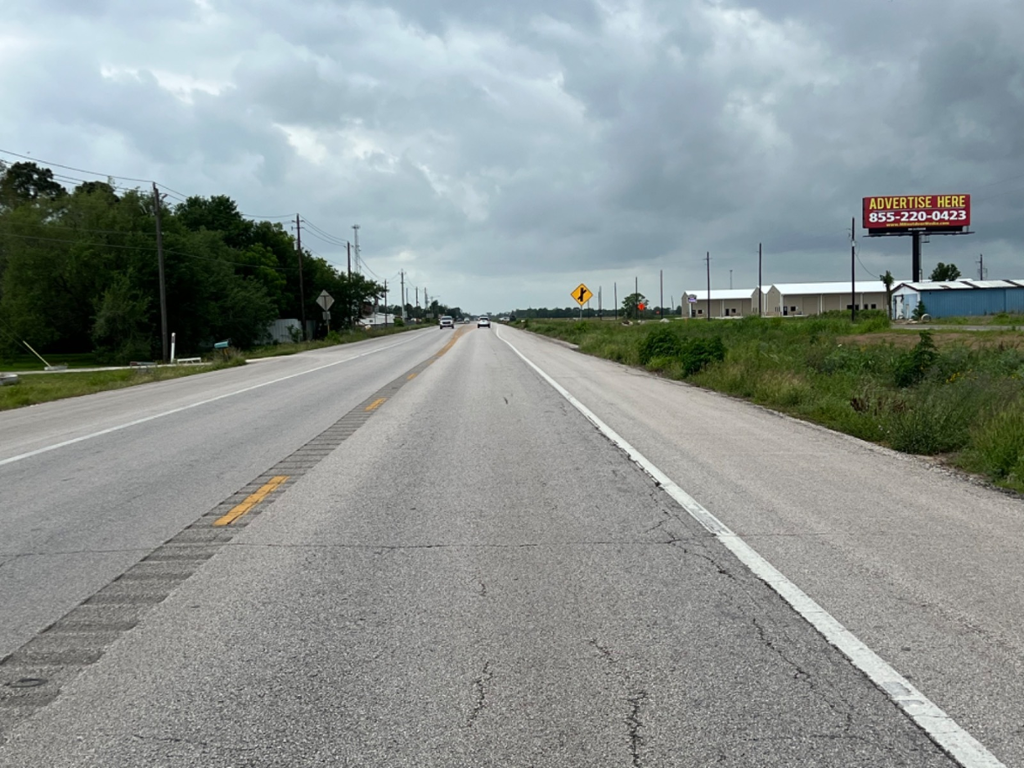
[679,336,726,376]
[638,327,683,365]
[967,406,1024,481]
[885,382,981,454]
[893,331,938,388]
[393,317,405,327]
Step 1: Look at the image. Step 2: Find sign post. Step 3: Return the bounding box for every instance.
[316,290,335,334]
[572,283,593,320]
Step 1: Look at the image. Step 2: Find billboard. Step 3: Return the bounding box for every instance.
[862,194,970,234]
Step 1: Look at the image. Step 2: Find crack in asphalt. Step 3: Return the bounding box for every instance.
[0,547,153,560]
[626,690,648,767]
[589,641,648,767]
[674,545,738,581]
[132,733,259,752]
[227,540,690,551]
[749,617,872,745]
[466,661,493,727]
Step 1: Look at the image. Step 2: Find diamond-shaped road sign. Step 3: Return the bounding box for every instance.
[572,283,593,306]
[316,290,334,310]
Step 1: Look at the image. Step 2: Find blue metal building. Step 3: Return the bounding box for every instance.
[891,280,1024,319]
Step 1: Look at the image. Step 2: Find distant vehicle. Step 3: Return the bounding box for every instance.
[440,315,454,329]
[477,317,491,328]
[500,316,510,322]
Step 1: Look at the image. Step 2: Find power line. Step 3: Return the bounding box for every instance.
[0,230,304,272]
[0,147,154,184]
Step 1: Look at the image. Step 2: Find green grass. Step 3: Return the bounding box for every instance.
[0,323,425,408]
[928,312,1024,326]
[0,351,106,372]
[526,314,1024,494]
[0,357,246,411]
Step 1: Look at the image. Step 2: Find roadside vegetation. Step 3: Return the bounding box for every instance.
[522,313,1024,494]
[0,356,246,411]
[0,322,427,408]
[0,161,460,366]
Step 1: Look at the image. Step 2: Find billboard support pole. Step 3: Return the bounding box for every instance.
[851,217,857,324]
[706,251,711,321]
[912,233,922,283]
[758,242,762,317]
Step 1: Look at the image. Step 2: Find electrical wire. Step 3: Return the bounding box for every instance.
[0,230,304,272]
[0,148,154,184]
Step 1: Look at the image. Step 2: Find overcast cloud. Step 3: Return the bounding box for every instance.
[2,0,1023,312]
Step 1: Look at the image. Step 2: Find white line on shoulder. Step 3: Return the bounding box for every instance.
[496,327,1005,768]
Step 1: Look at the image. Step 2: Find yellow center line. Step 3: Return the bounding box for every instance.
[435,325,471,358]
[407,373,417,380]
[365,397,386,411]
[213,475,289,527]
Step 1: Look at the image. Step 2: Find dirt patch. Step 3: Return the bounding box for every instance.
[837,330,1024,350]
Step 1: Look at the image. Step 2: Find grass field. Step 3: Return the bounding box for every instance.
[523,313,1024,494]
[0,358,245,411]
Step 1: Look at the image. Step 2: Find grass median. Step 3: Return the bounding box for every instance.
[0,323,429,410]
[522,313,1024,494]
[0,358,246,411]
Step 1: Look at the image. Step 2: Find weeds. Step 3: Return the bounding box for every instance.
[528,316,1024,493]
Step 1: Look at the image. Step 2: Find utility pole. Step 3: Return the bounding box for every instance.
[347,241,353,328]
[851,217,857,323]
[598,286,602,319]
[352,225,360,273]
[416,287,419,308]
[400,270,406,319]
[729,269,733,290]
[977,254,985,280]
[659,269,663,317]
[296,214,307,340]
[758,243,763,316]
[614,282,618,321]
[383,280,388,326]
[635,276,639,320]
[706,251,711,321]
[152,183,169,362]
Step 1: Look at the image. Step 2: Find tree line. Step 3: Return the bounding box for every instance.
[0,161,393,362]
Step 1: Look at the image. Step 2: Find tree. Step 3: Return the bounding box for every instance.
[930,262,961,281]
[622,292,647,321]
[0,161,67,209]
[880,270,895,319]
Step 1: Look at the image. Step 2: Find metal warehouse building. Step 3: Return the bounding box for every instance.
[891,280,1024,319]
[763,281,894,317]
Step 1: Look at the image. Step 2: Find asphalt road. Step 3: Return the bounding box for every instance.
[0,323,1017,766]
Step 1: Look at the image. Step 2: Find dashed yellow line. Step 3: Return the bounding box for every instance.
[365,398,386,412]
[213,476,289,527]
[436,325,471,359]
[407,373,417,380]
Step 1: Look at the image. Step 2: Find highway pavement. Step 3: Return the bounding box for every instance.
[0,323,1017,766]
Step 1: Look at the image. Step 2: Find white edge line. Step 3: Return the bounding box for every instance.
[496,327,1005,768]
[0,334,423,468]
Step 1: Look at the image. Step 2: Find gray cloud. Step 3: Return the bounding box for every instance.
[2,0,1022,312]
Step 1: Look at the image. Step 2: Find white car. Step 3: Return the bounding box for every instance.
[477,316,491,328]
[439,315,454,329]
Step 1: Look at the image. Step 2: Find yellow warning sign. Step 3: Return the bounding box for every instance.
[572,283,593,306]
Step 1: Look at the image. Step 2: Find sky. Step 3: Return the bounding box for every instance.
[2,0,1023,314]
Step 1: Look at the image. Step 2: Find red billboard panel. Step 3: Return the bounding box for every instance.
[862,194,970,233]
